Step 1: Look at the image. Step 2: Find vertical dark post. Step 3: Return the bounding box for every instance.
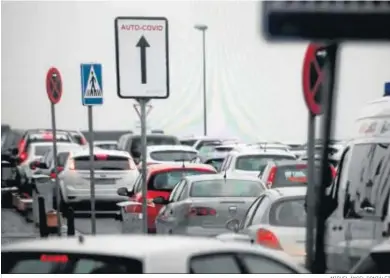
[50,103,61,236]
[88,106,96,234]
[67,207,75,236]
[305,113,316,270]
[313,43,339,274]
[38,196,48,238]
[139,98,148,234]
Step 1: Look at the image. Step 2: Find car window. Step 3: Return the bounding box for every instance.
[148,169,213,191]
[238,253,296,273]
[177,182,190,201]
[180,139,197,147]
[57,152,70,167]
[169,180,184,202]
[269,198,306,227]
[189,254,241,274]
[350,251,390,274]
[172,181,187,202]
[73,155,131,171]
[343,143,390,220]
[95,143,117,150]
[149,150,197,162]
[272,165,308,186]
[250,196,272,225]
[32,145,53,157]
[235,155,296,172]
[2,252,143,274]
[190,179,264,198]
[241,195,264,229]
[205,158,224,172]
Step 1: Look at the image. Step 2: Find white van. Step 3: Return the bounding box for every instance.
[325,96,390,273]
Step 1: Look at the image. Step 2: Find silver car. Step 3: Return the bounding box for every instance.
[217,187,307,265]
[154,174,266,237]
[58,149,139,211]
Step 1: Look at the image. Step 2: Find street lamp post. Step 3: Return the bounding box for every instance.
[194,24,208,136]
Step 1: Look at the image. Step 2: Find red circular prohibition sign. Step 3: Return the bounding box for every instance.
[46,67,63,105]
[302,43,325,116]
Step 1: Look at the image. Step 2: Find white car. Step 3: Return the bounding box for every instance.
[56,149,139,212]
[2,235,309,274]
[219,149,297,177]
[216,187,307,266]
[145,145,199,165]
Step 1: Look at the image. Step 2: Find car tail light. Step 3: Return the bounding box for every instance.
[18,139,26,153]
[19,152,28,163]
[256,228,282,250]
[330,165,337,178]
[80,137,87,145]
[57,166,64,173]
[188,206,217,216]
[95,154,108,160]
[50,172,57,179]
[68,159,75,170]
[266,167,277,188]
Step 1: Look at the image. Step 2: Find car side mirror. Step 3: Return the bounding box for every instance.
[225,219,240,233]
[153,196,170,205]
[117,187,134,197]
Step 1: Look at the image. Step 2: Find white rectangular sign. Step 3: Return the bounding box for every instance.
[115,17,169,99]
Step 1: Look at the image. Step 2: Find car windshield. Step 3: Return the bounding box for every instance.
[131,136,178,154]
[150,169,213,191]
[33,145,52,156]
[74,155,130,171]
[270,198,306,227]
[190,179,264,197]
[236,155,296,172]
[150,150,197,162]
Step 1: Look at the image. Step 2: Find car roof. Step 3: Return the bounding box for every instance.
[129,134,178,139]
[93,140,117,144]
[1,235,307,272]
[70,148,130,158]
[274,160,308,167]
[268,186,307,198]
[233,149,295,156]
[147,145,198,152]
[184,173,262,183]
[147,163,216,173]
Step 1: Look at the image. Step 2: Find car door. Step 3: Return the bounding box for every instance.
[156,180,185,234]
[345,142,390,270]
[171,182,191,234]
[325,146,352,273]
[245,195,273,240]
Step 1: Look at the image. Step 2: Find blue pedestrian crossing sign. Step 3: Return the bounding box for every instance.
[81,63,103,106]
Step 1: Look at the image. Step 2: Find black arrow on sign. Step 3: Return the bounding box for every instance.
[136,36,150,84]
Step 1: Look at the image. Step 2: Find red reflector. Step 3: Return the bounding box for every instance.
[40,254,69,263]
[95,154,108,160]
[189,207,216,216]
[42,133,53,140]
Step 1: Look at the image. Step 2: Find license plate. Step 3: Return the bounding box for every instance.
[94,178,116,185]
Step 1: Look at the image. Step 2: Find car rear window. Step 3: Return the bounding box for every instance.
[236,155,296,172]
[190,179,264,198]
[27,133,72,148]
[131,136,179,151]
[70,134,85,145]
[269,198,306,227]
[73,155,130,171]
[2,252,143,274]
[95,143,117,150]
[150,169,214,191]
[272,165,308,187]
[180,139,197,146]
[33,145,53,156]
[150,150,197,162]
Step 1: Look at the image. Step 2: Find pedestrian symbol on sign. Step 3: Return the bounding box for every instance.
[80,63,103,106]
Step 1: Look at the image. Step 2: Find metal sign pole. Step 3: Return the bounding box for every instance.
[313,43,339,274]
[50,103,61,236]
[305,112,316,270]
[139,98,149,234]
[88,106,96,235]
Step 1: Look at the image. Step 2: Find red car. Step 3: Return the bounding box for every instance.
[259,160,336,188]
[117,163,217,233]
